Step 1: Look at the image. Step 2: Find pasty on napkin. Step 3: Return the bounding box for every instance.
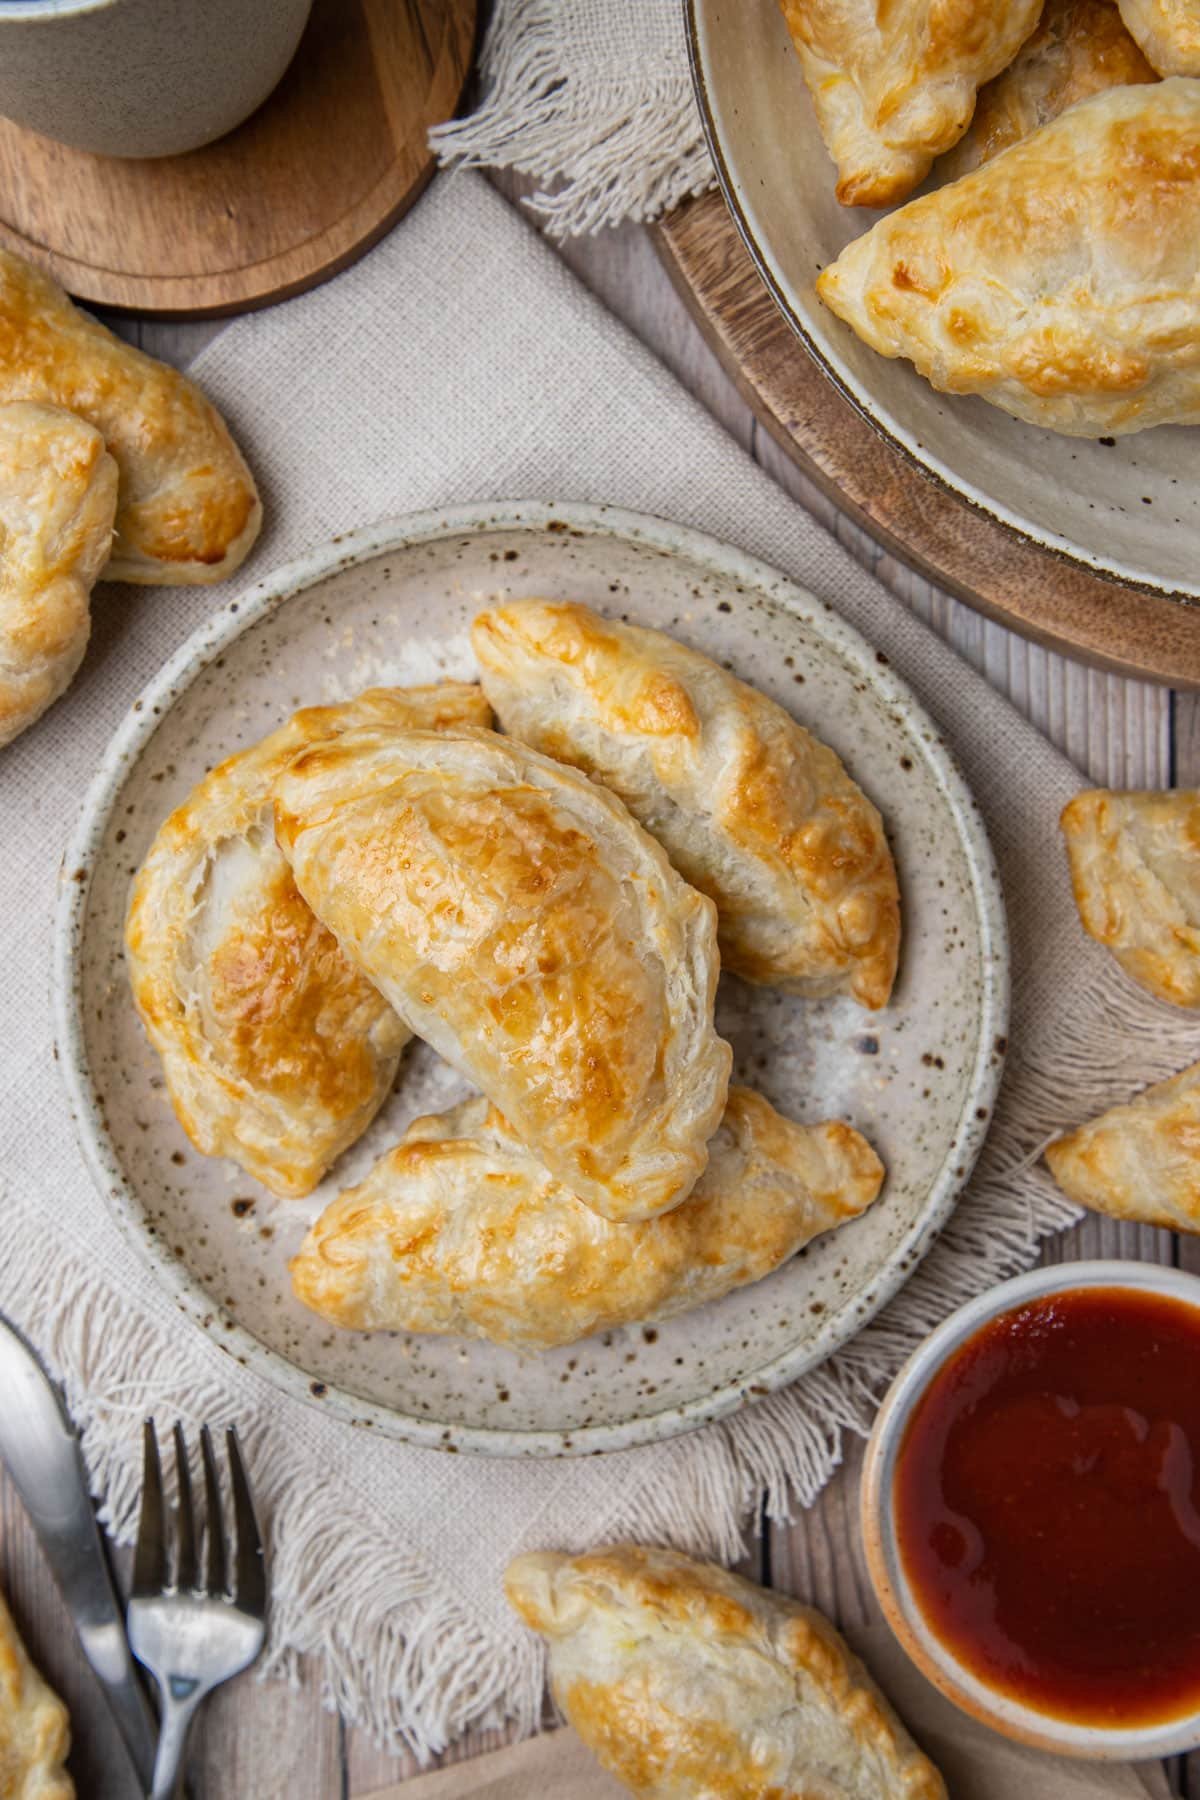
[126,686,490,1197]
[505,1544,946,1799]
[274,725,731,1224]
[0,246,259,583]
[0,402,117,749]
[1045,1060,1200,1230]
[0,1590,73,1800]
[472,601,900,1009]
[1060,788,1200,1007]
[818,81,1200,437]
[778,0,1044,206]
[1117,0,1200,71]
[941,0,1156,176]
[290,1087,884,1348]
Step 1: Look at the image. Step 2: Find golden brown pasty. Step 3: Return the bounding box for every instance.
[505,1545,947,1800]
[290,1086,884,1349]
[1060,788,1200,1006]
[778,0,1044,207]
[0,402,117,750]
[273,724,732,1223]
[1117,0,1200,72]
[0,1590,73,1800]
[0,247,259,584]
[1045,1060,1200,1231]
[818,81,1200,438]
[472,601,900,1008]
[126,685,491,1198]
[941,0,1156,177]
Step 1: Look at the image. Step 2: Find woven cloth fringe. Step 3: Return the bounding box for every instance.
[430,0,714,234]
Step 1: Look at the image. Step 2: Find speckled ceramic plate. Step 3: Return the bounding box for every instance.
[55,501,1008,1457]
[688,0,1200,602]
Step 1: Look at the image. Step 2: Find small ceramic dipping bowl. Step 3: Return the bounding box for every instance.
[862,1260,1200,1760]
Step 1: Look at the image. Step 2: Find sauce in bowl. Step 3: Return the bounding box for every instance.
[894,1286,1200,1728]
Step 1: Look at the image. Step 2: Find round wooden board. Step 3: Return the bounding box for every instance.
[656,190,1200,689]
[0,0,476,317]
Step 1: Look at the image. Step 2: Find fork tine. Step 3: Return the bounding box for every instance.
[131,1420,165,1598]
[173,1423,197,1594]
[226,1427,266,1617]
[200,1424,227,1599]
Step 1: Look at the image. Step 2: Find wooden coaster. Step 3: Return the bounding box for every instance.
[657,190,1200,689]
[0,0,477,317]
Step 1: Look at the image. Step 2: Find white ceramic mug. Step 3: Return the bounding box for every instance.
[0,0,314,159]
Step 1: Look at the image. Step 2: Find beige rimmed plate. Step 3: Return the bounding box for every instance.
[55,501,1008,1457]
[688,0,1200,603]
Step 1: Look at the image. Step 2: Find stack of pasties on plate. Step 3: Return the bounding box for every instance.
[781,0,1200,438]
[128,601,898,1351]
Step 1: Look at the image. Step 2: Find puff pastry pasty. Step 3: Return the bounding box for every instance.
[126,685,491,1198]
[0,402,117,749]
[0,247,260,584]
[1060,788,1200,1006]
[505,1545,947,1800]
[472,601,900,1008]
[0,1590,73,1800]
[818,81,1200,438]
[778,0,1044,206]
[941,0,1156,177]
[273,725,731,1223]
[290,1086,884,1348]
[1045,1060,1200,1231]
[1117,0,1200,72]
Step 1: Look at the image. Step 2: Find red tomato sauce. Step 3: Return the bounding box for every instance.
[894,1287,1200,1726]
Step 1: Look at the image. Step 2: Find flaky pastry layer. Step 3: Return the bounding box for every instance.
[473,601,900,1008]
[506,1544,946,1800]
[0,401,116,749]
[779,0,1044,206]
[0,247,260,583]
[290,1087,884,1348]
[274,724,731,1222]
[819,82,1200,437]
[126,685,490,1197]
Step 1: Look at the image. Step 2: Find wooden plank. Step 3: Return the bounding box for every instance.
[118,317,226,365]
[1176,693,1200,788]
[185,1659,346,1797]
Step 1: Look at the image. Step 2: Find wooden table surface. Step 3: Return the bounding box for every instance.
[2,174,1195,1798]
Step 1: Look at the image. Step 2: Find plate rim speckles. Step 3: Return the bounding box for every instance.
[53,499,1009,1458]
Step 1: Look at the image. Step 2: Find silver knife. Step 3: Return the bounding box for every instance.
[0,1312,157,1789]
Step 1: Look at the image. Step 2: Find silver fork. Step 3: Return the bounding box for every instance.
[128,1420,267,1800]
